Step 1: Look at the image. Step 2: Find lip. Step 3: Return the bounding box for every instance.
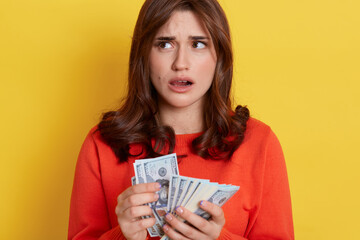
[168,76,194,93]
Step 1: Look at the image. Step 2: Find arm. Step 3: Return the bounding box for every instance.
[246,130,294,240]
[68,131,127,240]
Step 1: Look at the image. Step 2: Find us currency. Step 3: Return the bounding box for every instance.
[134,162,145,184]
[192,185,240,220]
[160,182,238,240]
[170,176,188,214]
[142,153,179,229]
[174,178,203,216]
[171,177,209,214]
[179,179,205,210]
[167,175,179,213]
[133,162,161,237]
[183,182,219,213]
[160,235,170,240]
[131,176,136,186]
[173,183,218,223]
[172,179,191,215]
[179,177,210,208]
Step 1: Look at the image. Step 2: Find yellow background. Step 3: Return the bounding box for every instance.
[1,0,359,239]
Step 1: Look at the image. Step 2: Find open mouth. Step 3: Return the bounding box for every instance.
[170,80,193,86]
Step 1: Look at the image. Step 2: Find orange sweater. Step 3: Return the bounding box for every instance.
[68,118,294,239]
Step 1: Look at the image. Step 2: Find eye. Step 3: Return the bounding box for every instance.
[158,41,173,49]
[192,41,206,49]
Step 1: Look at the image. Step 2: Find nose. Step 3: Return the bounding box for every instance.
[172,46,190,71]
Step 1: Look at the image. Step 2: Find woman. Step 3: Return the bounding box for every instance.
[68,0,294,239]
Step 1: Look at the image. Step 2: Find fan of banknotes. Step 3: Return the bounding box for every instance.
[132,153,240,238]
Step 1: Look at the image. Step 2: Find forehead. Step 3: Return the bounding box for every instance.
[155,10,210,37]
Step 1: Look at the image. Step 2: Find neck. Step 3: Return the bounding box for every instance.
[157,101,205,135]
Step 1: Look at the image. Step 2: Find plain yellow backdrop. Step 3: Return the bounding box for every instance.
[1,0,359,239]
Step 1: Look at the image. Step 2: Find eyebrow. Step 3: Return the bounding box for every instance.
[155,36,210,41]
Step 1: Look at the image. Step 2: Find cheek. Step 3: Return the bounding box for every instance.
[197,56,217,82]
[149,56,159,78]
[149,53,169,78]
[196,49,217,71]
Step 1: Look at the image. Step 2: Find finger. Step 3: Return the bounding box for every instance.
[123,217,156,235]
[198,200,225,225]
[162,224,191,240]
[122,205,154,220]
[164,212,207,240]
[118,182,161,201]
[173,206,212,234]
[117,192,159,213]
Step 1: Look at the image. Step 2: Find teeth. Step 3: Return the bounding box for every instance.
[170,80,192,86]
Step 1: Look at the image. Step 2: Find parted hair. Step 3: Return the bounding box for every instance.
[98,0,249,162]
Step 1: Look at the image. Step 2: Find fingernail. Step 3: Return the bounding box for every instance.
[175,206,183,214]
[200,200,206,206]
[165,213,172,221]
[163,224,169,232]
[155,182,161,190]
[154,193,159,200]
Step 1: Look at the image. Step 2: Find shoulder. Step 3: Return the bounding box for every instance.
[232,117,283,160]
[243,117,273,142]
[86,125,105,144]
[79,124,113,157]
[228,117,285,172]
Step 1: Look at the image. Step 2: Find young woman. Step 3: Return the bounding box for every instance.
[68,0,294,239]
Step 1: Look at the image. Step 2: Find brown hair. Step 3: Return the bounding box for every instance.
[98,0,249,161]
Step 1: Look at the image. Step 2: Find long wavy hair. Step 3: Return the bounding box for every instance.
[98,0,249,162]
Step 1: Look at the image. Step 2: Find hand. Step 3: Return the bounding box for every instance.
[115,182,161,240]
[162,200,225,240]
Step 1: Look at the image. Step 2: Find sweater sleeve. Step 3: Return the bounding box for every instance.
[68,131,127,240]
[218,227,248,240]
[247,130,294,240]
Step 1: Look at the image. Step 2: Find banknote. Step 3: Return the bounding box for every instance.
[160,235,169,240]
[134,162,145,184]
[132,162,160,237]
[132,153,239,238]
[167,175,179,213]
[180,179,204,208]
[170,176,188,214]
[177,178,195,208]
[192,185,240,220]
[182,182,218,213]
[131,176,136,186]
[133,153,179,236]
[160,177,239,240]
[143,153,179,227]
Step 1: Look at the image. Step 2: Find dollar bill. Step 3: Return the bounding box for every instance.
[143,154,179,228]
[170,176,188,214]
[134,162,145,184]
[192,185,240,220]
[132,153,240,238]
[167,175,179,213]
[134,153,179,237]
[133,162,160,237]
[131,176,136,186]
[183,182,218,213]
[180,179,204,208]
[160,235,170,240]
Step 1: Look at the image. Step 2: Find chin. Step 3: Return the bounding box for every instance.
[171,100,202,109]
[159,93,205,110]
